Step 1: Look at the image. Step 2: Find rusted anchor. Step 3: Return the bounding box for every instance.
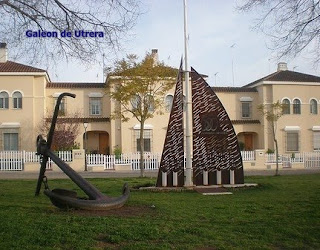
[35,93,129,210]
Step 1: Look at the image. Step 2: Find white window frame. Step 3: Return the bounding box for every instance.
[3,132,19,151]
[0,91,9,109]
[310,99,318,115]
[165,94,173,112]
[241,101,252,118]
[286,131,299,152]
[89,98,102,115]
[12,91,23,109]
[313,131,320,151]
[54,97,66,116]
[134,129,153,152]
[147,95,155,113]
[293,98,301,114]
[131,95,141,110]
[282,98,291,115]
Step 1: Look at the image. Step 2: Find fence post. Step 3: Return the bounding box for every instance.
[70,149,85,172]
[255,150,265,168]
[23,150,26,164]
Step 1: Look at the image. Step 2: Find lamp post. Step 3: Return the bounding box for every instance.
[83,122,88,171]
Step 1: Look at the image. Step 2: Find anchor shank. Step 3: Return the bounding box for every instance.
[47,150,106,200]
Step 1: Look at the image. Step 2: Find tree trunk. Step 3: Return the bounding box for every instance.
[139,122,145,177]
[275,139,280,176]
[271,121,280,176]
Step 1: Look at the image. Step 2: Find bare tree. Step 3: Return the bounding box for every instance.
[238,0,320,65]
[108,52,177,177]
[258,101,284,176]
[38,115,81,151]
[0,0,141,65]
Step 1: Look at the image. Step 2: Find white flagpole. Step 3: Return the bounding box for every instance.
[183,0,193,187]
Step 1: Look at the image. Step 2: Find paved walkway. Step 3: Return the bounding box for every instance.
[0,168,319,180]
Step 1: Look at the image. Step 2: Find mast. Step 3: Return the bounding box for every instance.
[183,0,193,187]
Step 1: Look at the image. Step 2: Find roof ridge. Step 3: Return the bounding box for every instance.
[6,60,46,71]
[243,69,320,87]
[243,71,280,87]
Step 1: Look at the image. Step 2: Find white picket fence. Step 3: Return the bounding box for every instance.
[86,152,161,171]
[0,151,24,171]
[86,151,255,170]
[0,151,72,171]
[265,152,320,168]
[241,151,255,161]
[2,150,320,171]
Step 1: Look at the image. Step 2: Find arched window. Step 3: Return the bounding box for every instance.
[165,94,173,112]
[131,95,141,110]
[147,95,155,112]
[293,99,301,114]
[0,91,9,109]
[282,99,290,114]
[310,99,318,114]
[12,91,22,109]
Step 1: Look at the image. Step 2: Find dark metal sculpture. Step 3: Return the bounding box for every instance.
[156,65,244,187]
[191,68,244,185]
[35,93,129,210]
[156,61,184,187]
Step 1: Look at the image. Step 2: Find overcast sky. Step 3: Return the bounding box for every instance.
[38,0,320,87]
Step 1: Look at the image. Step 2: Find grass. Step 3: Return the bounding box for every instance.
[0,174,319,249]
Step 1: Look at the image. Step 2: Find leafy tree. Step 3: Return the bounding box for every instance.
[238,0,320,64]
[258,101,284,176]
[0,0,141,65]
[108,52,178,177]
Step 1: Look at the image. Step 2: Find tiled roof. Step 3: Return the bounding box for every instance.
[231,120,261,124]
[0,60,46,72]
[212,87,257,92]
[244,70,320,87]
[47,82,106,88]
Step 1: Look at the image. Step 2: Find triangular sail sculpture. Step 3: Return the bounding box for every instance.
[156,65,244,187]
[156,62,184,187]
[191,67,244,185]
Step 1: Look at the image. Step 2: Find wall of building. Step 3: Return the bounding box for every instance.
[0,75,46,151]
[45,87,111,151]
[257,82,320,154]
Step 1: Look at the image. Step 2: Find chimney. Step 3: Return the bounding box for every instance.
[277,62,288,71]
[0,43,7,63]
[151,49,158,66]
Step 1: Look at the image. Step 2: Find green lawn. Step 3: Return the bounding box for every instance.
[0,174,319,249]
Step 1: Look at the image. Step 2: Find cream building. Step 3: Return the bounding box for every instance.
[0,43,110,154]
[1,43,320,155]
[240,62,320,154]
[0,43,49,151]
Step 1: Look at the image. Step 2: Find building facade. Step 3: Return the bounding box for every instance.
[1,43,320,155]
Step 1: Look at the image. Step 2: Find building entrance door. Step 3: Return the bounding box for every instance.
[99,133,109,154]
[244,134,253,150]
